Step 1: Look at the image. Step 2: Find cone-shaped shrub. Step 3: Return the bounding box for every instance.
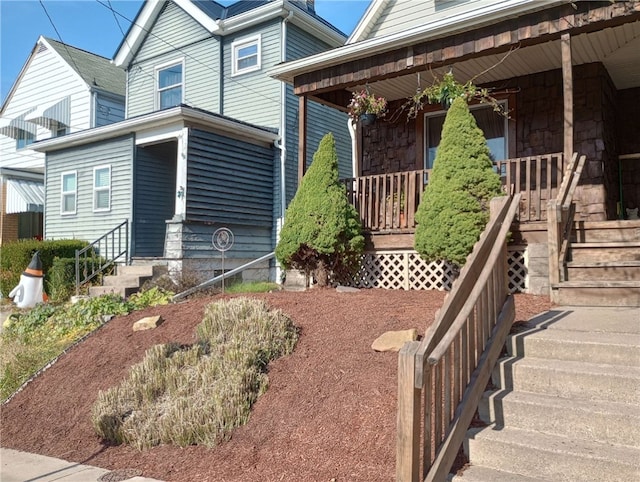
[414,97,502,267]
[275,133,364,287]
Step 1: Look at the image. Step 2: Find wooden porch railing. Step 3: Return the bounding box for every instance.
[342,153,565,233]
[75,219,129,296]
[342,169,430,232]
[496,152,565,222]
[396,193,521,481]
[547,153,586,286]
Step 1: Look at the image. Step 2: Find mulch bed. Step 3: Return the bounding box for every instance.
[0,289,551,481]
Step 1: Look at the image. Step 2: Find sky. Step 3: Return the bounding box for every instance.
[0,0,372,104]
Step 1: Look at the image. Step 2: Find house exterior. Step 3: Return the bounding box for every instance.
[270,0,640,297]
[32,0,352,282]
[0,36,125,245]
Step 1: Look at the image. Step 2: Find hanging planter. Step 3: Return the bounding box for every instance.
[359,113,377,126]
[347,89,387,125]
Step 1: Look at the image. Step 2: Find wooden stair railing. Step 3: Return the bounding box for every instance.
[75,219,129,296]
[547,153,586,288]
[396,193,521,481]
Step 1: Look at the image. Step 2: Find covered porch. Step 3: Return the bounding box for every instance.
[272,1,640,240]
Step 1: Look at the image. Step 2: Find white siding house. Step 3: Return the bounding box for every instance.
[0,36,125,244]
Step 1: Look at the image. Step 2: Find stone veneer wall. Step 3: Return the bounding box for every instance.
[617,87,640,214]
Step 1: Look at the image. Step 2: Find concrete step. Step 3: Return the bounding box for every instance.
[117,264,167,277]
[507,326,640,366]
[569,241,640,263]
[566,260,640,281]
[450,465,550,481]
[492,357,640,404]
[102,274,152,287]
[551,281,640,306]
[88,285,140,298]
[479,389,640,447]
[464,425,640,482]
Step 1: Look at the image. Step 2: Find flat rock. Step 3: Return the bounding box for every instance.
[133,315,163,331]
[371,328,418,352]
[336,285,359,293]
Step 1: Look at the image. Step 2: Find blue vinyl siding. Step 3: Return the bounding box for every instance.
[133,142,177,257]
[186,129,275,227]
[181,223,273,261]
[45,135,134,243]
[127,1,219,117]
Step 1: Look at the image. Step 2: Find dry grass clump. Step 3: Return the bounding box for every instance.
[91,297,298,449]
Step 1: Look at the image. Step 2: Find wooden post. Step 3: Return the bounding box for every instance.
[397,341,421,481]
[298,95,308,184]
[547,199,561,288]
[562,33,573,162]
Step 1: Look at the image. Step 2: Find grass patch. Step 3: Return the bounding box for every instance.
[224,281,280,294]
[0,288,174,401]
[91,297,298,449]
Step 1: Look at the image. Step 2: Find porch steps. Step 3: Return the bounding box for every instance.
[88,264,167,298]
[451,307,640,481]
[552,221,640,306]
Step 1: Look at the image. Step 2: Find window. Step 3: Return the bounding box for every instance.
[232,35,261,75]
[156,61,183,109]
[424,101,508,170]
[61,171,77,215]
[55,124,67,137]
[93,166,111,212]
[16,129,34,149]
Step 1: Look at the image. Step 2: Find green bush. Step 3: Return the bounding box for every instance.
[0,239,89,298]
[275,133,364,286]
[46,257,76,303]
[414,97,502,267]
[91,297,298,449]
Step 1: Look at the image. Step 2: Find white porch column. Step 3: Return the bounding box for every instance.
[174,127,189,219]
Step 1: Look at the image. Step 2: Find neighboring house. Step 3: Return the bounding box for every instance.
[32,0,352,282]
[0,36,125,245]
[271,0,640,300]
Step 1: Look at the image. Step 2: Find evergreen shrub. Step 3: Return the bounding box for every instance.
[275,133,364,286]
[414,97,502,267]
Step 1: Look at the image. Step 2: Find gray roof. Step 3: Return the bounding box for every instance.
[45,37,125,97]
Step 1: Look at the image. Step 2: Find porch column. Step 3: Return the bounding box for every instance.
[298,95,308,183]
[175,127,189,219]
[562,33,573,161]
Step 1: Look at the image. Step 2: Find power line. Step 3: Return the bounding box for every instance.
[95,0,283,108]
[37,0,84,78]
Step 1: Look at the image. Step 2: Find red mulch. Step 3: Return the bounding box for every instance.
[0,289,551,481]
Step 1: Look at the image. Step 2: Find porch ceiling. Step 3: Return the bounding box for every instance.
[348,21,640,103]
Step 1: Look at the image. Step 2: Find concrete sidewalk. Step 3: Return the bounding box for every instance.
[0,448,164,482]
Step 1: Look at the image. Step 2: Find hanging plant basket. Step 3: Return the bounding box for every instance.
[359,113,377,126]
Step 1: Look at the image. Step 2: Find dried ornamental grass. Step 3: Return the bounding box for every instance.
[91,297,298,449]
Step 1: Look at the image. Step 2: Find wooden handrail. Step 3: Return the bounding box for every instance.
[397,194,521,481]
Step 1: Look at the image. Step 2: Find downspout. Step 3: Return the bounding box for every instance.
[216,20,225,114]
[276,9,294,284]
[348,119,358,177]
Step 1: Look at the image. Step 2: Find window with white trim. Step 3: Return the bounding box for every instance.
[424,101,508,170]
[61,171,77,215]
[93,165,111,212]
[156,61,184,109]
[16,129,34,149]
[232,35,261,75]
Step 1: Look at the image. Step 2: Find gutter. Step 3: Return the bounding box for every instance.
[269,0,564,83]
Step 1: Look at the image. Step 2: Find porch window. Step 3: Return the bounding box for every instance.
[61,171,77,215]
[93,165,111,212]
[156,61,183,109]
[16,129,34,150]
[232,35,261,75]
[425,101,508,170]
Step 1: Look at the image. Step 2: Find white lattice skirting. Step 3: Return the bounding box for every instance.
[341,248,527,293]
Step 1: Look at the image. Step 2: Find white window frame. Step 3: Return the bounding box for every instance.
[93,165,111,212]
[60,171,77,216]
[155,58,185,110]
[423,99,509,170]
[231,35,261,76]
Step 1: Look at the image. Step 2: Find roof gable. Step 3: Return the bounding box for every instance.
[114,0,345,68]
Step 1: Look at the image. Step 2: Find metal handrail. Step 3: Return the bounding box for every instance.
[75,220,129,295]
